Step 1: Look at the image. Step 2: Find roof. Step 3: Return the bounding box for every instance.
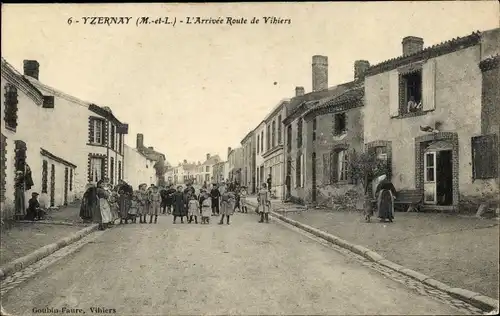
[263,99,290,123]
[202,155,221,166]
[366,31,482,77]
[304,82,364,121]
[138,146,166,162]
[282,82,355,125]
[240,129,255,145]
[1,58,44,105]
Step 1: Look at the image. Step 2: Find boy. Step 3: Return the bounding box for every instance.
[149,185,161,224]
[201,190,212,224]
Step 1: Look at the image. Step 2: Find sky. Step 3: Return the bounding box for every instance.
[2,2,499,165]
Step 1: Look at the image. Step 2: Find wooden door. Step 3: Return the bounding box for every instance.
[423,151,437,204]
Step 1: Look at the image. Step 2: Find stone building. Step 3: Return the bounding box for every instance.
[254,120,267,188]
[240,130,256,193]
[363,28,500,211]
[261,99,289,199]
[1,58,129,219]
[302,60,370,205]
[200,153,221,185]
[283,55,356,202]
[227,146,243,184]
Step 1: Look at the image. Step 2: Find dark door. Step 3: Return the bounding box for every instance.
[436,150,453,206]
[286,159,292,198]
[312,152,317,202]
[50,164,55,207]
[64,167,69,205]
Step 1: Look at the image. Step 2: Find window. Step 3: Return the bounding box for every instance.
[206,166,210,172]
[287,125,292,152]
[401,70,423,114]
[118,161,122,181]
[42,160,48,193]
[337,150,349,182]
[110,125,116,150]
[277,115,282,144]
[266,125,271,151]
[4,83,19,130]
[257,135,260,154]
[312,118,317,142]
[69,168,73,191]
[90,157,104,182]
[110,157,114,185]
[334,113,346,135]
[90,119,104,144]
[472,134,498,180]
[118,134,123,154]
[425,152,435,182]
[322,153,330,185]
[260,131,264,152]
[297,119,303,148]
[272,120,276,148]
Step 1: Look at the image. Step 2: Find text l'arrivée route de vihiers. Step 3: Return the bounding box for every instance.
[68,16,292,26]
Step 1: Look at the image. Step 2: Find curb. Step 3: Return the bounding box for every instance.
[246,200,499,312]
[0,224,98,280]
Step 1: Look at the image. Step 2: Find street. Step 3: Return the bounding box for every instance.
[1,212,472,315]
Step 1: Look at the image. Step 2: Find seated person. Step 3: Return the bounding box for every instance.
[25,192,46,221]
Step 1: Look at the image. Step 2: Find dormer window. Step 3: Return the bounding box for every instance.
[4,83,19,131]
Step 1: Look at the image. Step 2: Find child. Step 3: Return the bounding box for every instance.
[149,185,161,224]
[138,184,148,224]
[188,195,200,224]
[128,193,139,223]
[233,189,242,213]
[219,190,235,225]
[201,191,212,224]
[240,186,248,213]
[257,183,270,223]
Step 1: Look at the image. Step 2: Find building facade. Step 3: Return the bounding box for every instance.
[254,121,266,188]
[124,144,157,189]
[261,100,289,199]
[1,58,129,219]
[240,130,256,193]
[363,29,500,211]
[302,60,370,204]
[227,147,243,184]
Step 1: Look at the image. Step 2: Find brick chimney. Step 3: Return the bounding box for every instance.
[23,60,40,80]
[354,60,370,80]
[136,134,144,149]
[206,153,211,161]
[295,86,305,96]
[402,36,424,56]
[312,55,328,92]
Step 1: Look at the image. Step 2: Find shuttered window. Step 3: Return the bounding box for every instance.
[42,160,48,193]
[69,168,73,191]
[472,134,498,180]
[330,151,337,183]
[296,154,301,187]
[277,115,282,144]
[322,153,330,185]
[297,119,303,148]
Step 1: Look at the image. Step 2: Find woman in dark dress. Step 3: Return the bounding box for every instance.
[172,186,187,224]
[375,175,397,222]
[80,183,99,223]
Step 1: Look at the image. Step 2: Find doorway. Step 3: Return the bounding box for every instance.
[50,164,55,207]
[286,159,292,198]
[423,140,453,206]
[64,167,69,206]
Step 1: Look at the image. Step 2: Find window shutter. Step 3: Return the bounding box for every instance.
[422,59,436,112]
[389,70,400,117]
[472,135,498,179]
[330,151,338,183]
[89,119,95,143]
[322,153,329,185]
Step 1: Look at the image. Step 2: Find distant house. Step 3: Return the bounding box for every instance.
[124,134,164,189]
[200,153,221,185]
[363,29,500,211]
[133,133,168,186]
[254,120,266,189]
[227,147,243,185]
[240,130,256,193]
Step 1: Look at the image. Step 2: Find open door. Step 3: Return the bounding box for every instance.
[423,151,437,204]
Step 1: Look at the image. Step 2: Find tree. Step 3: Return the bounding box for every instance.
[348,149,390,193]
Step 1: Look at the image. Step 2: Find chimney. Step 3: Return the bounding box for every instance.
[148,146,154,150]
[183,159,187,164]
[312,55,328,92]
[227,147,232,158]
[23,60,39,80]
[354,60,370,80]
[136,134,144,149]
[295,86,305,97]
[402,36,424,56]
[206,153,211,161]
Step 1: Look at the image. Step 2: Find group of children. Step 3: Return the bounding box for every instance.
[113,183,162,224]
